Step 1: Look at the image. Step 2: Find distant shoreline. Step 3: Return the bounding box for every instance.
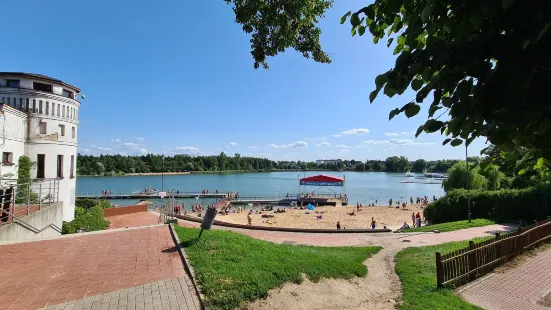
[76,169,447,177]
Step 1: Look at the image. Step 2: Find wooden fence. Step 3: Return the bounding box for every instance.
[436,217,551,288]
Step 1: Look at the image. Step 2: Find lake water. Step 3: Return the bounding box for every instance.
[76,171,445,207]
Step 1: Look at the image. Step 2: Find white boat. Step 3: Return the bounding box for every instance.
[405,170,414,177]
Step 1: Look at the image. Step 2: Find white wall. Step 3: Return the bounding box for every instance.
[0,77,80,222]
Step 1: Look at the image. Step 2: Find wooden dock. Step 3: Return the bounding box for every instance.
[75,192,227,199]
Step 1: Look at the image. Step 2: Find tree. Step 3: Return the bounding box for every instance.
[15,156,32,204]
[355,163,366,171]
[442,162,488,192]
[413,159,427,172]
[229,1,551,158]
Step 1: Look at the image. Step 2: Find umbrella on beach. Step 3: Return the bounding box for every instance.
[307,204,315,210]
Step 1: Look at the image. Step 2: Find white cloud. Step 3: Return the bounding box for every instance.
[97,147,111,151]
[338,149,351,153]
[171,146,200,152]
[334,144,349,149]
[317,142,331,147]
[389,139,413,145]
[248,146,258,149]
[384,148,395,152]
[137,148,148,155]
[136,137,145,141]
[384,132,400,137]
[305,137,326,141]
[123,142,139,148]
[80,148,91,154]
[229,142,238,146]
[268,141,308,149]
[330,134,342,138]
[401,131,415,135]
[362,140,390,145]
[110,139,121,143]
[341,128,370,135]
[243,152,272,157]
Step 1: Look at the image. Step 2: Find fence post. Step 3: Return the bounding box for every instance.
[48,181,52,206]
[436,252,444,288]
[495,233,502,261]
[27,183,30,215]
[468,240,476,281]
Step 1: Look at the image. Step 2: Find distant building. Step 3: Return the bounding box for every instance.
[315,159,342,166]
[0,72,81,221]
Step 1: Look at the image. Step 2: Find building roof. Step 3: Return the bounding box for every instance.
[299,175,344,182]
[0,72,80,93]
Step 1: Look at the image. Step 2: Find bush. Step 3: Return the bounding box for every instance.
[75,198,98,209]
[100,200,111,209]
[62,205,109,234]
[424,184,551,224]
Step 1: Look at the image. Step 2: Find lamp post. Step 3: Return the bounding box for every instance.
[161,155,165,192]
[466,144,471,223]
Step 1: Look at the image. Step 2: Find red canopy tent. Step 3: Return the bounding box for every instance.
[298,174,346,199]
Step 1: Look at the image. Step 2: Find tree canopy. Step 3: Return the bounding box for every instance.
[227,0,551,158]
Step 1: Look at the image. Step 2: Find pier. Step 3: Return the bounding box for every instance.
[75,192,348,206]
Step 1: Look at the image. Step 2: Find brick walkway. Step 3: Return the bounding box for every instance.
[106,212,159,230]
[458,247,551,310]
[0,225,197,310]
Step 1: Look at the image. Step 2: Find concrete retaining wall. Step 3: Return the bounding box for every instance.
[104,205,147,217]
[0,202,63,244]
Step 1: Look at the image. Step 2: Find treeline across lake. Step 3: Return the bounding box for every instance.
[76,153,461,176]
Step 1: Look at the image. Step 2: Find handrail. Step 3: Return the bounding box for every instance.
[0,208,61,234]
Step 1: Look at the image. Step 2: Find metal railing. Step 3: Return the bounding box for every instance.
[0,178,60,224]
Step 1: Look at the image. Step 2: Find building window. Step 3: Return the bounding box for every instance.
[57,155,64,178]
[59,124,65,136]
[33,82,52,93]
[18,98,23,110]
[62,105,65,118]
[70,155,75,178]
[32,99,36,113]
[2,152,13,165]
[37,154,45,178]
[62,89,74,99]
[6,97,10,106]
[45,101,49,115]
[72,127,76,138]
[57,104,60,117]
[12,98,16,107]
[39,100,43,114]
[39,122,47,134]
[70,107,73,119]
[25,98,29,112]
[6,80,20,88]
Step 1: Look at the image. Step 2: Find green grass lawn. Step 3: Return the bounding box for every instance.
[395,237,492,310]
[174,225,381,310]
[398,219,496,233]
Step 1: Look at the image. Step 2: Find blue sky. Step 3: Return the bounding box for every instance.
[1,0,486,161]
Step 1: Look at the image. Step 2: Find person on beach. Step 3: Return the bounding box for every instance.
[411,212,416,227]
[415,212,421,227]
[337,221,341,230]
[247,213,252,226]
[389,198,393,207]
[371,217,376,229]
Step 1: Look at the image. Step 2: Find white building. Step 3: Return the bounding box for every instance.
[0,72,81,221]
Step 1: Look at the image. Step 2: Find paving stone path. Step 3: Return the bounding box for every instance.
[458,246,551,310]
[0,225,199,310]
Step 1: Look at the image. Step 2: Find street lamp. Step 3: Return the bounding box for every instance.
[161,154,165,192]
[466,144,471,223]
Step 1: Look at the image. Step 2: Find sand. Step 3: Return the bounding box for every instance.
[209,204,425,230]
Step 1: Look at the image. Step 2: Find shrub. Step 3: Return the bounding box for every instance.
[75,198,98,209]
[424,184,551,224]
[100,200,111,209]
[62,205,109,234]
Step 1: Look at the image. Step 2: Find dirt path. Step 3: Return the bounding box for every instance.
[249,244,403,310]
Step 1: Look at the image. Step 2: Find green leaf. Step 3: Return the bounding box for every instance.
[450,139,463,147]
[422,68,433,81]
[369,89,379,103]
[442,138,452,145]
[518,169,526,175]
[350,13,361,27]
[415,125,424,137]
[411,79,423,91]
[352,28,357,36]
[384,84,397,98]
[404,103,421,118]
[358,25,366,36]
[341,11,352,24]
[375,74,388,90]
[428,105,443,117]
[424,119,444,133]
[389,108,400,120]
[502,0,515,10]
[421,6,434,23]
[387,38,394,48]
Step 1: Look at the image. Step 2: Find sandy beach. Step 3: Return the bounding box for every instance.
[199,204,426,230]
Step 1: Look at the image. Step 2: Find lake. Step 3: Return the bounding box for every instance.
[76,171,445,207]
